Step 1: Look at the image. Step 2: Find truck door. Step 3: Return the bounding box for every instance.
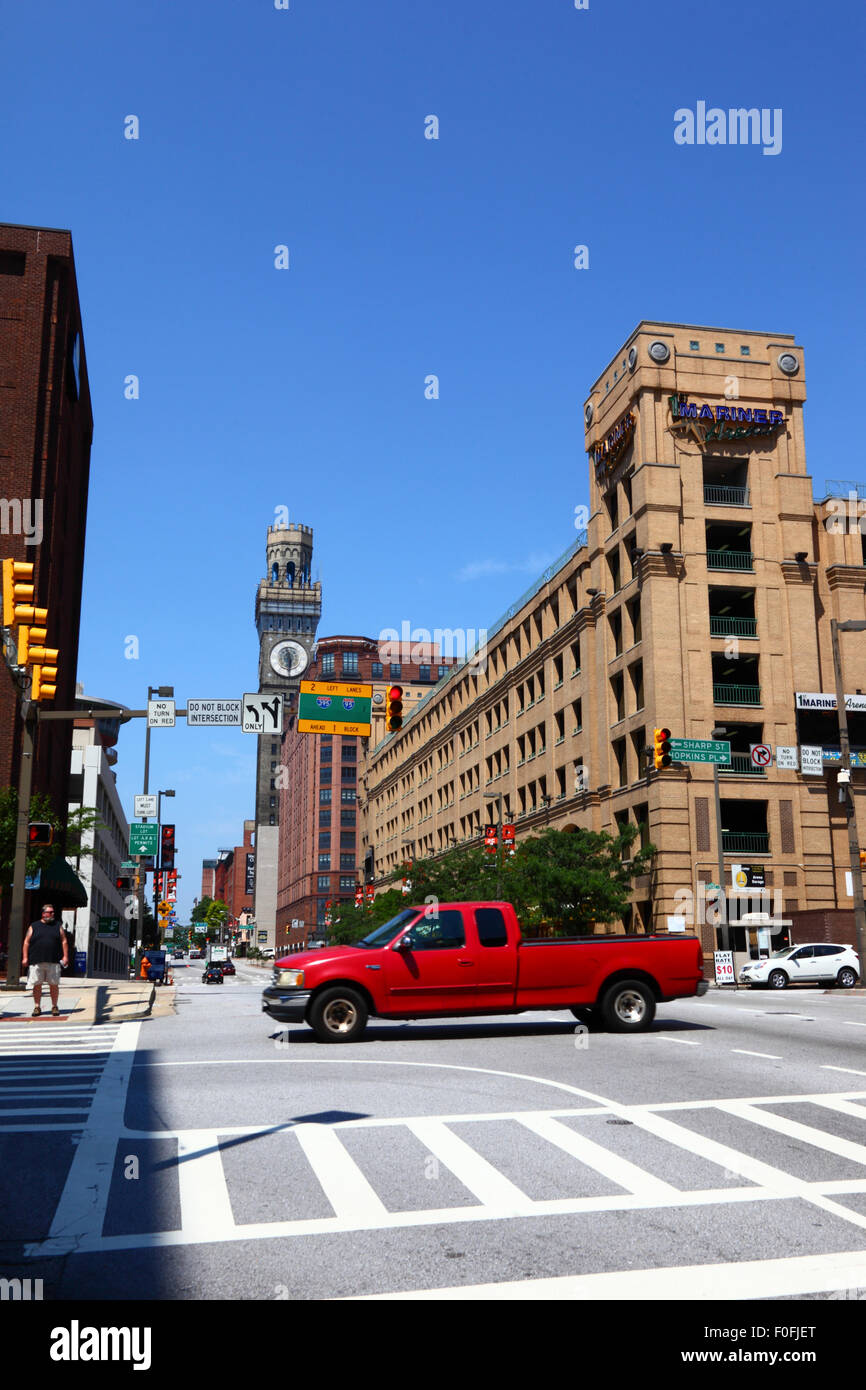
[470,906,517,1011]
[382,908,482,1013]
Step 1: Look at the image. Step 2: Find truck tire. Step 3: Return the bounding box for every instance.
[570,1007,594,1024]
[600,979,656,1032]
[308,986,368,1044]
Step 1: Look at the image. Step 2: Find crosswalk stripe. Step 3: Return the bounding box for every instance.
[517,1114,680,1198]
[812,1098,866,1120]
[407,1118,533,1210]
[294,1125,389,1222]
[176,1132,236,1240]
[718,1100,866,1166]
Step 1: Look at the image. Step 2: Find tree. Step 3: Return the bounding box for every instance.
[191,896,213,923]
[0,788,60,894]
[204,899,230,939]
[505,825,656,935]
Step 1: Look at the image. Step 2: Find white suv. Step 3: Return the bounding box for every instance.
[739,943,860,990]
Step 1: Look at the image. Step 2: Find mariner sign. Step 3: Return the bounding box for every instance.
[669,396,785,447]
[591,410,636,481]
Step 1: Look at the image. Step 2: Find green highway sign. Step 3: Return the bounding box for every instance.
[297,680,373,736]
[668,738,731,765]
[129,823,159,856]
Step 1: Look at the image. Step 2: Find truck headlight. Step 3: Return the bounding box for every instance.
[275,969,305,988]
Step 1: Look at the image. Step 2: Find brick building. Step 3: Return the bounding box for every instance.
[199,821,255,928]
[0,224,93,946]
[361,321,866,972]
[276,636,456,949]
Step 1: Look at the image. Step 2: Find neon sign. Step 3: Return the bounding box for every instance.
[591,409,635,480]
[669,396,785,446]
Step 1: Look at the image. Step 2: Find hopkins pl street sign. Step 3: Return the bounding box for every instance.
[668,738,731,765]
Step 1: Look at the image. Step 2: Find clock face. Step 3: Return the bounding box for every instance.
[269,639,308,679]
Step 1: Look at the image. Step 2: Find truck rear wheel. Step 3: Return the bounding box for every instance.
[600,979,656,1032]
[308,986,368,1043]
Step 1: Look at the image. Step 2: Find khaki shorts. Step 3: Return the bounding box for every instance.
[28,963,62,988]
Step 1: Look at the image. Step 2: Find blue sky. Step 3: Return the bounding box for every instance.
[3,0,863,921]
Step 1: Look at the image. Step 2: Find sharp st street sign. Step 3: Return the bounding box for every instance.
[668,738,731,764]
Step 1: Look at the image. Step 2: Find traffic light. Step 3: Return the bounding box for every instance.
[2,559,45,628]
[653,727,672,771]
[860,851,866,870]
[32,661,58,702]
[28,823,53,846]
[161,825,175,870]
[386,685,403,732]
[116,876,131,892]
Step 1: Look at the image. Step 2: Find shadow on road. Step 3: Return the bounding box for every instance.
[268,1014,717,1046]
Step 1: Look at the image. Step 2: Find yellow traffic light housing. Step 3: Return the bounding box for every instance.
[2,559,33,626]
[386,685,404,732]
[18,624,58,666]
[653,727,672,771]
[32,662,58,702]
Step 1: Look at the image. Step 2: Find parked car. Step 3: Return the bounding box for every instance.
[739,943,860,989]
[260,947,275,959]
[262,900,708,1042]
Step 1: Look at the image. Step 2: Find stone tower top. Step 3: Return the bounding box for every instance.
[265,522,314,587]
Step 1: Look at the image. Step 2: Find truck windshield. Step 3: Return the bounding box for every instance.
[356,911,419,948]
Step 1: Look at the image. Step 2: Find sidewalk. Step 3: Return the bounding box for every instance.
[0,976,162,1025]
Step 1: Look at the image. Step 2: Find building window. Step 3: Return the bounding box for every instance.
[319,810,331,827]
[371,662,383,678]
[317,900,328,925]
[341,789,356,803]
[438,665,448,679]
[321,733,332,742]
[342,743,357,761]
[390,664,402,679]
[269,778,275,789]
[340,876,355,891]
[321,653,335,675]
[318,854,331,870]
[269,797,275,807]
[340,810,356,826]
[269,815,275,825]
[340,855,355,870]
[318,875,331,890]
[689,340,699,350]
[341,767,356,782]
[270,761,276,773]
[342,651,359,675]
[419,665,431,682]
[320,769,331,785]
[715,342,725,353]
[740,345,750,356]
[320,788,332,804]
[271,742,278,755]
[320,746,332,762]
[340,831,355,848]
[319,833,331,850]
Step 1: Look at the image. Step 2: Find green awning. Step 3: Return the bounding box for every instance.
[36,857,88,909]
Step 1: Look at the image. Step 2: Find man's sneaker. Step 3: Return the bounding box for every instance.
[32,1006,41,1017]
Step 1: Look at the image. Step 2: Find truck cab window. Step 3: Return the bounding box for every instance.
[405,909,465,950]
[475,907,508,947]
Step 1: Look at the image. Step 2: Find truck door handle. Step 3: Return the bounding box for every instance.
[457,960,475,966]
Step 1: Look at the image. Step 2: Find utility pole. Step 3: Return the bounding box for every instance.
[3,712,36,991]
[830,620,866,974]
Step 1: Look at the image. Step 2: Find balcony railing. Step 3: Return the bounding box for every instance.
[707,550,754,571]
[709,615,757,638]
[722,830,769,854]
[704,484,750,507]
[713,683,761,705]
[719,753,766,776]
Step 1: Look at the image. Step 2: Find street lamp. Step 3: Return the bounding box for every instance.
[830,620,866,974]
[711,726,729,953]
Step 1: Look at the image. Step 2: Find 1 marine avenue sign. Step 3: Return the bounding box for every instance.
[795,691,866,712]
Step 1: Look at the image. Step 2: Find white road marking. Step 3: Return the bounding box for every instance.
[658,1036,701,1046]
[176,1132,236,1241]
[719,1100,866,1168]
[844,1021,866,1027]
[823,1066,866,1078]
[294,1124,389,1222]
[517,1113,679,1198]
[811,1097,866,1121]
[23,1022,140,1258]
[407,1118,533,1210]
[350,1248,866,1301]
[731,1049,783,1060]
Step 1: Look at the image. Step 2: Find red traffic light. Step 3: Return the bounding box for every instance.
[28,823,53,846]
[386,685,404,731]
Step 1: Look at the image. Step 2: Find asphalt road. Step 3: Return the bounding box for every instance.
[3,965,866,1302]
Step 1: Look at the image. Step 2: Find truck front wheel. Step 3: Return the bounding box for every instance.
[600,979,656,1032]
[308,987,368,1043]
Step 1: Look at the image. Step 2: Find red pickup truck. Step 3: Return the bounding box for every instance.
[261,901,708,1043]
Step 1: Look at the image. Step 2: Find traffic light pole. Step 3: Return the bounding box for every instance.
[3,713,36,991]
[831,620,866,976]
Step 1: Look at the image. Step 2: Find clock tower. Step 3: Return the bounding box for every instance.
[253,522,322,945]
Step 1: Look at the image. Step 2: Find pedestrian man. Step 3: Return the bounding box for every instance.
[22,903,69,1018]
